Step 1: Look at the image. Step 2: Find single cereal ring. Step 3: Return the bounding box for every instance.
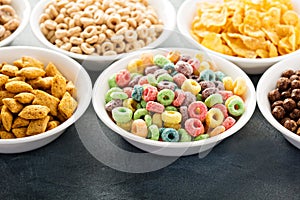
[105,87,122,103]
[105,99,123,112]
[142,85,158,102]
[110,91,128,100]
[181,79,201,95]
[157,73,173,83]
[153,54,170,67]
[163,63,177,75]
[175,61,193,76]
[205,108,224,128]
[173,73,187,88]
[222,116,236,130]
[117,120,133,132]
[184,118,204,137]
[181,91,196,107]
[112,107,133,123]
[233,77,247,96]
[179,106,188,124]
[115,69,131,88]
[225,95,245,117]
[215,71,226,82]
[161,128,179,142]
[157,89,175,106]
[124,30,138,43]
[178,128,192,142]
[162,110,182,124]
[146,101,164,113]
[172,89,186,107]
[123,87,133,98]
[200,69,216,82]
[194,133,209,141]
[133,108,148,120]
[165,106,177,111]
[187,58,201,75]
[131,85,143,102]
[222,76,234,91]
[208,125,226,137]
[204,93,223,108]
[217,90,233,101]
[137,76,149,85]
[157,81,177,91]
[212,103,228,119]
[148,124,159,140]
[146,74,158,86]
[188,101,208,122]
[144,114,152,127]
[108,74,117,88]
[164,122,181,130]
[123,98,137,112]
[166,50,181,64]
[131,119,148,138]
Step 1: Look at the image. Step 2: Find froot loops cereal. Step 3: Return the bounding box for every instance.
[104,50,248,142]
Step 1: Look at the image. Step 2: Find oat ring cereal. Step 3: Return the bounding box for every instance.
[39,0,164,56]
[0,1,20,42]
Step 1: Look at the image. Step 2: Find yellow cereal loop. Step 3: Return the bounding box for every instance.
[181,79,201,95]
[222,76,234,91]
[127,59,144,74]
[161,111,182,124]
[152,113,162,128]
[123,98,138,112]
[233,77,247,96]
[117,120,133,132]
[164,122,181,130]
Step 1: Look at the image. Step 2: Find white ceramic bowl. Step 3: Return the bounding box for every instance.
[0,0,30,47]
[257,54,300,149]
[92,48,256,156]
[0,46,92,153]
[30,0,176,70]
[177,0,300,74]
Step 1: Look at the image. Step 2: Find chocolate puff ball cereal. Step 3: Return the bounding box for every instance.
[268,69,300,135]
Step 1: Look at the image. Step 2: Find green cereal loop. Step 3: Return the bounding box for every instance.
[110,91,128,100]
[165,106,177,111]
[194,134,210,141]
[227,97,245,117]
[141,100,147,108]
[147,74,158,86]
[215,71,226,82]
[157,73,173,83]
[133,108,148,120]
[196,94,202,101]
[136,103,142,109]
[204,93,223,107]
[178,128,192,142]
[108,74,117,88]
[148,124,159,141]
[154,54,170,67]
[105,87,122,103]
[144,114,152,127]
[157,89,175,106]
[112,107,133,123]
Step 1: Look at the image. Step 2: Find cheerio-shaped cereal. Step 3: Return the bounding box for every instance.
[26,116,50,136]
[16,67,46,79]
[5,81,33,93]
[58,92,78,119]
[19,105,50,120]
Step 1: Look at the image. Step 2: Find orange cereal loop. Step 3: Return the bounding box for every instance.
[222,76,234,91]
[167,50,180,64]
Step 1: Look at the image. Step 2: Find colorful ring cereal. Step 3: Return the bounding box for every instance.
[148,124,160,140]
[131,85,143,101]
[188,101,208,122]
[200,69,216,81]
[116,69,130,88]
[194,133,209,141]
[162,111,182,124]
[225,95,245,117]
[142,85,158,102]
[178,128,192,142]
[208,125,226,137]
[205,108,224,128]
[161,128,180,142]
[131,119,148,138]
[105,87,123,103]
[222,116,236,130]
[112,107,133,123]
[133,108,148,120]
[172,89,186,107]
[154,54,170,67]
[157,89,175,106]
[146,101,164,113]
[185,118,205,137]
[181,79,201,95]
[204,93,223,108]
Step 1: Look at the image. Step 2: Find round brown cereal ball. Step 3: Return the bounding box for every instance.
[283,119,297,132]
[268,89,281,103]
[272,106,285,120]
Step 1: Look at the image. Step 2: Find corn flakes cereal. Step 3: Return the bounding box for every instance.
[191,0,300,58]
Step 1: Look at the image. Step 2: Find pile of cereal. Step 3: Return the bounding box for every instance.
[39,0,163,56]
[0,56,77,139]
[268,69,300,135]
[190,0,300,58]
[0,0,20,42]
[104,50,247,142]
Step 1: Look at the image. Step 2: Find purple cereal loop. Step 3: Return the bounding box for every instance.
[214,81,225,90]
[145,65,160,75]
[153,69,168,78]
[202,88,219,100]
[199,81,215,91]
[181,91,196,107]
[128,75,142,87]
[105,99,123,112]
[174,61,193,76]
[157,81,177,91]
[179,55,191,62]
[179,106,189,125]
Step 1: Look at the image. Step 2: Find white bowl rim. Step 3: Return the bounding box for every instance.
[30,0,177,62]
[0,46,92,145]
[0,0,31,47]
[256,54,300,142]
[92,47,257,149]
[176,0,300,67]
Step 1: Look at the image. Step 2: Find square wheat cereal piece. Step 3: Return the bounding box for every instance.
[7,77,26,83]
[66,81,76,97]
[2,98,24,113]
[0,91,15,106]
[51,75,66,99]
[26,116,50,136]
[19,105,50,120]
[46,120,60,131]
[0,74,8,87]
[0,131,15,139]
[32,89,60,116]
[56,110,67,123]
[12,116,30,128]
[5,81,33,93]
[1,105,13,132]
[58,92,77,119]
[1,64,19,77]
[16,67,46,80]
[12,127,27,138]
[18,56,44,69]
[45,62,62,77]
[27,77,52,90]
[14,92,35,104]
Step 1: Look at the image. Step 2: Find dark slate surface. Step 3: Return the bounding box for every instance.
[2,0,300,199]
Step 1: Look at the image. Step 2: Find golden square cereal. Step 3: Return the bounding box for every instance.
[0,130,15,139]
[2,98,24,113]
[7,77,26,83]
[1,105,13,132]
[5,81,33,93]
[14,92,35,104]
[12,127,27,138]
[66,81,76,97]
[46,120,60,131]
[16,67,46,79]
[12,116,30,129]
[28,77,53,90]
[18,105,50,120]
[51,75,66,99]
[13,56,44,69]
[0,91,15,106]
[26,116,50,136]
[58,92,78,119]
[32,89,60,116]
[1,64,18,77]
[0,74,8,87]
[45,62,62,77]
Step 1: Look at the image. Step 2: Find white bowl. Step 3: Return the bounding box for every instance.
[30,0,176,70]
[0,46,92,153]
[177,0,300,74]
[92,48,256,156]
[0,0,30,47]
[257,54,300,149]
